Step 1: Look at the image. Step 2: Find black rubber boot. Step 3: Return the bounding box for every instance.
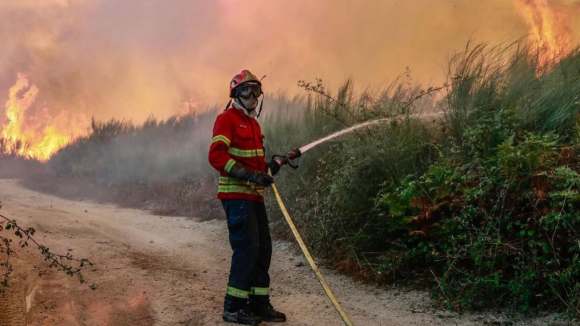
[222,307,262,325]
[252,304,286,323]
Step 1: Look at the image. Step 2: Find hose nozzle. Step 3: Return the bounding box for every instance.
[272,148,301,169]
[286,148,301,160]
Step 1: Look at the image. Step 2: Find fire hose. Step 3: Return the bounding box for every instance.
[269,150,354,326]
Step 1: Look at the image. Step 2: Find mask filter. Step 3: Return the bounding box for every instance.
[240,96,258,109]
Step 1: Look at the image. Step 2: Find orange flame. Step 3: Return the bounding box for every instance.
[1,73,70,161]
[515,0,580,69]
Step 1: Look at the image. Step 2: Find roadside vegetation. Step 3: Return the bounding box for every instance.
[0,139,43,178]
[3,40,580,319]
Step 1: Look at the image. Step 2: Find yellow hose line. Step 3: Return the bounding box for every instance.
[271,183,354,326]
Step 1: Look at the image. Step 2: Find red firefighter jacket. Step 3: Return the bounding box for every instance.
[208,107,267,202]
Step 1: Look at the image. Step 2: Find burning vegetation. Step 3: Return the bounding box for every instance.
[516,0,580,70]
[1,73,78,161]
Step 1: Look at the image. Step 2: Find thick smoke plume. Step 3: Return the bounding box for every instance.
[0,0,578,129]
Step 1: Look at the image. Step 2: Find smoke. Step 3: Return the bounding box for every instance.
[0,0,578,127]
[0,0,222,125]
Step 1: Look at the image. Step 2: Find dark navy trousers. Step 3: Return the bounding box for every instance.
[221,199,272,312]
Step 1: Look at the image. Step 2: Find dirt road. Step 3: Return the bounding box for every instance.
[0,179,564,326]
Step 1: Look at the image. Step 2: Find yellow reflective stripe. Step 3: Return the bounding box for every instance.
[219,176,265,195]
[251,287,269,296]
[218,185,265,196]
[227,147,264,158]
[219,176,251,185]
[219,176,265,189]
[212,135,231,146]
[227,286,249,299]
[224,159,236,173]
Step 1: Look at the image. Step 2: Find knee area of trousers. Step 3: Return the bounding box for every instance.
[246,243,261,255]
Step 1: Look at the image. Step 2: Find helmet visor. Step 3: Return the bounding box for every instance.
[237,84,262,99]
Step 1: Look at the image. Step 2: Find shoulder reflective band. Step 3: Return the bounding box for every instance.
[212,135,231,146]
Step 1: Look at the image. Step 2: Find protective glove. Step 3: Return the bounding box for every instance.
[228,162,274,187]
[267,159,281,176]
[247,171,274,187]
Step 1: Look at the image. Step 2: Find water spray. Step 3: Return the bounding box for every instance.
[299,117,391,154]
[297,111,443,155]
[272,117,393,172]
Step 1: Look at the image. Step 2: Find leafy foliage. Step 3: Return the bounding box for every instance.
[375,132,580,315]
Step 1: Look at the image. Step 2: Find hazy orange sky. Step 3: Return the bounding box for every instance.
[0,0,579,125]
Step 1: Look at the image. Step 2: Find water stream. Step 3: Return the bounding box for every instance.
[299,117,391,154]
[298,111,442,154]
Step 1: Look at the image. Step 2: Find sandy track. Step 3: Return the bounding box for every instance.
[0,179,563,326]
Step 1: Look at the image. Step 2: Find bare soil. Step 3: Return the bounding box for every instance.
[0,179,570,326]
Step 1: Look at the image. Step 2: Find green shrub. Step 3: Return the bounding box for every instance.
[375,130,580,316]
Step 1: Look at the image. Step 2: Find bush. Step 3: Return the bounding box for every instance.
[375,132,580,315]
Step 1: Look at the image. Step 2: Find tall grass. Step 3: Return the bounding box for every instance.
[444,41,580,154]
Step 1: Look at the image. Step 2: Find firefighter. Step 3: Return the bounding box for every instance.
[208,70,287,325]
